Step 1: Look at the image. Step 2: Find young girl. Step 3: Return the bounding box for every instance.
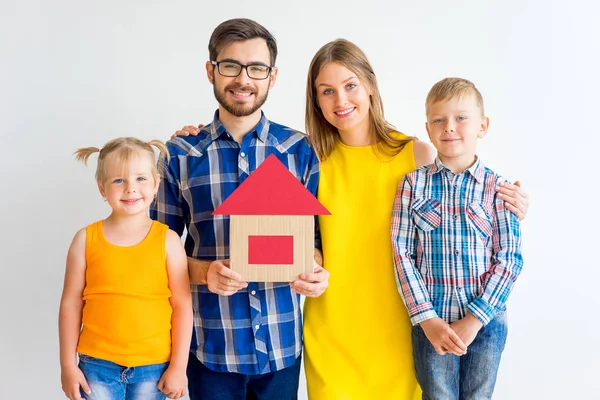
[58,137,192,400]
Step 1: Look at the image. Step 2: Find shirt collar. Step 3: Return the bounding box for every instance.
[209,110,270,143]
[428,156,485,184]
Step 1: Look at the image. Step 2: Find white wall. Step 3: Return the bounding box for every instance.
[1,0,598,398]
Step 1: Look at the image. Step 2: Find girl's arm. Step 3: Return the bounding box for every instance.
[58,228,91,399]
[158,229,193,399]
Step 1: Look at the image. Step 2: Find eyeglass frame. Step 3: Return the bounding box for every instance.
[210,60,274,80]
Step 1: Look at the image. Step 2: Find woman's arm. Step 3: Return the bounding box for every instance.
[413,140,437,169]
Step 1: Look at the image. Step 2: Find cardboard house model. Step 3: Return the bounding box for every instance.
[213,154,330,282]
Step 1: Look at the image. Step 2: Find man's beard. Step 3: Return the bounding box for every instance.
[214,82,270,117]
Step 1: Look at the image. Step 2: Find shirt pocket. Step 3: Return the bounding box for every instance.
[466,202,493,241]
[412,198,441,232]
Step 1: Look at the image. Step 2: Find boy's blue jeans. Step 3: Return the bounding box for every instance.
[78,354,168,400]
[412,311,508,400]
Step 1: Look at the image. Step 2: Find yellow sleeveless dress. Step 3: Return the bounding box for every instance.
[304,135,421,399]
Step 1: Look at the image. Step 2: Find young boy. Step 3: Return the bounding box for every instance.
[391,77,523,399]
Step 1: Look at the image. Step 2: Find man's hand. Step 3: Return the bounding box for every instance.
[206,259,248,296]
[449,313,483,348]
[496,181,529,221]
[61,365,91,400]
[420,317,467,356]
[171,124,203,139]
[291,261,329,297]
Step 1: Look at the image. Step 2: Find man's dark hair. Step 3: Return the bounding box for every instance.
[208,18,278,66]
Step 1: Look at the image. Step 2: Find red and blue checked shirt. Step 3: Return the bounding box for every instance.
[150,111,320,374]
[391,157,523,326]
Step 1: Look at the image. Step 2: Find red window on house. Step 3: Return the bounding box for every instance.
[248,235,294,264]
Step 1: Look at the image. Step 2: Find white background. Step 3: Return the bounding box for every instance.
[1,0,598,398]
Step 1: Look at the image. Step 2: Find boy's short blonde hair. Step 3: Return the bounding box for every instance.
[426,77,485,116]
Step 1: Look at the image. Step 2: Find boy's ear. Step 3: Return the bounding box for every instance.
[425,121,432,141]
[478,116,490,139]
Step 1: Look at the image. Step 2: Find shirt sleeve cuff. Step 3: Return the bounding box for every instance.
[467,298,495,326]
[409,303,438,326]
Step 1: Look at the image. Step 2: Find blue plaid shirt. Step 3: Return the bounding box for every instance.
[150,111,320,374]
[391,157,523,326]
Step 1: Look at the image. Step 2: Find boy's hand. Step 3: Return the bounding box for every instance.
[450,313,484,348]
[171,124,203,139]
[158,365,187,399]
[61,365,91,400]
[420,317,467,356]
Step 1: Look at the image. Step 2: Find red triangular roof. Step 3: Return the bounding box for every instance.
[213,154,330,215]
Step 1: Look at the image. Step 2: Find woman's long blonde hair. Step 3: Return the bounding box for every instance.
[73,137,170,184]
[305,39,416,161]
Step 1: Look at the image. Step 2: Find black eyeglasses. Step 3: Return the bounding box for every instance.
[211,61,273,80]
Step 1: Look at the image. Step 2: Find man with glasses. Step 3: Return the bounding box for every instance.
[150,18,329,399]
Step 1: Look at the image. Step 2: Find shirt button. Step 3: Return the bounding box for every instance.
[455,250,460,255]
[255,325,260,330]
[251,290,256,295]
[457,287,463,291]
[453,215,458,221]
[240,152,246,157]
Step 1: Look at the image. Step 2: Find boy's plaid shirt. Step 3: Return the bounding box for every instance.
[391,157,523,326]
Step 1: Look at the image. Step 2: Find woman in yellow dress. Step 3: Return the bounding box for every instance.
[302,38,434,400]
[302,39,527,399]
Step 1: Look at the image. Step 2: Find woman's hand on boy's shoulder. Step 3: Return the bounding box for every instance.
[496,181,529,221]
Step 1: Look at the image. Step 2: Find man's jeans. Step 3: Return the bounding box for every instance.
[78,354,168,400]
[412,311,508,400]
[187,352,301,400]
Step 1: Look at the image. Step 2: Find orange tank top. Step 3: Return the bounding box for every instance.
[77,220,172,367]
